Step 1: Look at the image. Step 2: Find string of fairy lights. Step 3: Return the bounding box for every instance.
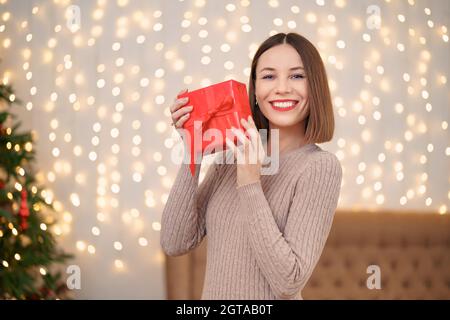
[0,0,449,275]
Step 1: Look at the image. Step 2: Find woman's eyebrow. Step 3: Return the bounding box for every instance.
[259,66,304,73]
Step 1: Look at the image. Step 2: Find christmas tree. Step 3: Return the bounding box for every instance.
[0,78,73,299]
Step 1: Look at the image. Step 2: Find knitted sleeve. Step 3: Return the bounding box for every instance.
[160,161,221,256]
[236,152,343,299]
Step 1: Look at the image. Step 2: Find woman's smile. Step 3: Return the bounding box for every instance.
[269,99,299,112]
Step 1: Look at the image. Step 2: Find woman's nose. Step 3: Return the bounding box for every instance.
[275,79,292,93]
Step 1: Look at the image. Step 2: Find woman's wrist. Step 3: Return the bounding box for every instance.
[236,178,260,189]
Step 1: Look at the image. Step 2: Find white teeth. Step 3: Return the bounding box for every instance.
[271,102,297,108]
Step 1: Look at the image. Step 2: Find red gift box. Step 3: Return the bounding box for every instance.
[177,79,252,176]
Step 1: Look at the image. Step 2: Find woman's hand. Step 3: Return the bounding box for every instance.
[225,116,266,188]
[170,88,194,150]
[170,88,193,133]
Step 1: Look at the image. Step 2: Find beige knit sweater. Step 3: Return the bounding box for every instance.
[160,143,342,300]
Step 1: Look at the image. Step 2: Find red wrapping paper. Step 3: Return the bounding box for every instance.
[177,79,252,176]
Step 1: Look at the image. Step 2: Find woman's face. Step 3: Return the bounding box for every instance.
[255,44,309,128]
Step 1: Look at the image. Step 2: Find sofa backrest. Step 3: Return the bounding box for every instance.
[164,211,450,299]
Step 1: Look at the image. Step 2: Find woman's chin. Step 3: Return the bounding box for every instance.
[267,117,303,128]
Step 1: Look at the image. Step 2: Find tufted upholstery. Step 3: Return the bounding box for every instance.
[164,211,450,299]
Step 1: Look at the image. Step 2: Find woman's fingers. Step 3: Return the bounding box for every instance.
[225,137,235,155]
[225,137,242,160]
[246,116,265,161]
[172,105,193,122]
[235,116,265,165]
[170,88,189,113]
[174,112,191,129]
[240,117,259,149]
[170,89,191,128]
[170,96,189,113]
[231,126,249,147]
[232,126,257,164]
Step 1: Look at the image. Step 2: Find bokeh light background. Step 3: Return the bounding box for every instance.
[0,0,448,298]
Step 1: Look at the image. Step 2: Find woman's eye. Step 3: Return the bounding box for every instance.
[261,74,305,80]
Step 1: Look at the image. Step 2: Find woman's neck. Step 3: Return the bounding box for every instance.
[266,121,308,157]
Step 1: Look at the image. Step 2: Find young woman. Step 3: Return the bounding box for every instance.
[161,32,342,300]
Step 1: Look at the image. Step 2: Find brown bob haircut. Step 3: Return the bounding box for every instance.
[248,32,335,144]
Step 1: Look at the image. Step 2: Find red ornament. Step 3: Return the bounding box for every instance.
[19,189,30,230]
[0,180,4,189]
[20,220,28,230]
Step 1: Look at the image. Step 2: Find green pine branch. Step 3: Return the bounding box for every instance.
[0,80,73,300]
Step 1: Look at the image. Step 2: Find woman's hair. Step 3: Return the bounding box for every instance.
[249,32,334,144]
